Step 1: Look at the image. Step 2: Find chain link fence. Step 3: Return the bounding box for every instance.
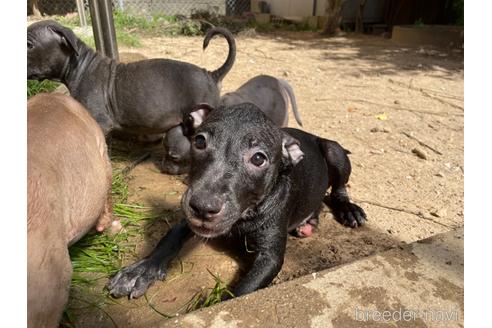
[28,0,250,17]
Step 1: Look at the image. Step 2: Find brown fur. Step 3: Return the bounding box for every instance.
[27,93,113,328]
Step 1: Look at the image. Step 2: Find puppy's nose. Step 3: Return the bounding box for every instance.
[189,195,224,220]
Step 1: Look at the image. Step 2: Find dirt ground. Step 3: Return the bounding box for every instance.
[68,31,464,327]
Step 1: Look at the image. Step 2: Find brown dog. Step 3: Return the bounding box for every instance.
[27,93,118,328]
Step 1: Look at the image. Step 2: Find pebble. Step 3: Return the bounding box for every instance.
[370,127,391,133]
[394,100,400,105]
[412,147,428,160]
[435,172,445,178]
[430,208,447,218]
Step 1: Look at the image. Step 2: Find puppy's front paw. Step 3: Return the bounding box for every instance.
[332,202,367,228]
[106,258,166,299]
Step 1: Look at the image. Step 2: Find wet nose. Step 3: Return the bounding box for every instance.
[189,194,224,220]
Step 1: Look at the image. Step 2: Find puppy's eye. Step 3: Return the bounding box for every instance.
[250,152,267,167]
[194,134,206,150]
[27,40,34,50]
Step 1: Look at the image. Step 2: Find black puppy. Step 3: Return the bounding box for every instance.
[107,103,366,299]
[27,20,235,137]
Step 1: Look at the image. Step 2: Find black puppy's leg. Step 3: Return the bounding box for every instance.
[318,139,366,228]
[231,225,287,298]
[107,219,191,299]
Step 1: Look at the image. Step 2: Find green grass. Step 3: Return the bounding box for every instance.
[27,80,60,98]
[186,270,234,312]
[51,13,141,48]
[112,10,203,37]
[68,203,157,279]
[116,30,141,47]
[55,14,81,29]
[69,168,159,283]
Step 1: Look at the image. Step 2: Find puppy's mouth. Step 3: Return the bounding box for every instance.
[185,214,233,238]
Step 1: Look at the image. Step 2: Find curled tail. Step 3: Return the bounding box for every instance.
[203,27,236,84]
[278,79,303,127]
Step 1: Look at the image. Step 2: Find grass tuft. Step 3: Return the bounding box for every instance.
[68,169,159,283]
[27,80,60,98]
[186,270,234,312]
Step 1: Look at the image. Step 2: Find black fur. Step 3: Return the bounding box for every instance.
[107,103,366,299]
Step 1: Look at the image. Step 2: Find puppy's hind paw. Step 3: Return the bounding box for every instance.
[331,202,367,228]
[106,258,166,299]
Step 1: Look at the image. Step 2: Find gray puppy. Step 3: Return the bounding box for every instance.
[220,75,302,127]
[160,75,302,174]
[27,20,236,138]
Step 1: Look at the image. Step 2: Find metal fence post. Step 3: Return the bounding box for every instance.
[76,0,87,26]
[88,0,119,61]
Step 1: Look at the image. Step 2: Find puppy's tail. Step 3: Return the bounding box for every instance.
[204,27,236,85]
[278,79,303,127]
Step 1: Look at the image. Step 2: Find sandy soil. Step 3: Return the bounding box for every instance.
[66,30,463,327]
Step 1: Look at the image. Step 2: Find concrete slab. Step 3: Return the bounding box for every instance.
[160,228,463,328]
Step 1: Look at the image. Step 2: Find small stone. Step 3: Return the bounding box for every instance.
[394,100,400,105]
[435,172,445,177]
[282,71,289,77]
[437,208,448,217]
[370,126,391,133]
[412,147,428,160]
[430,208,447,218]
[445,260,452,265]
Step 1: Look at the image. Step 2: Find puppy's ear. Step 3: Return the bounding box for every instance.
[182,103,214,136]
[281,132,304,166]
[48,24,79,57]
